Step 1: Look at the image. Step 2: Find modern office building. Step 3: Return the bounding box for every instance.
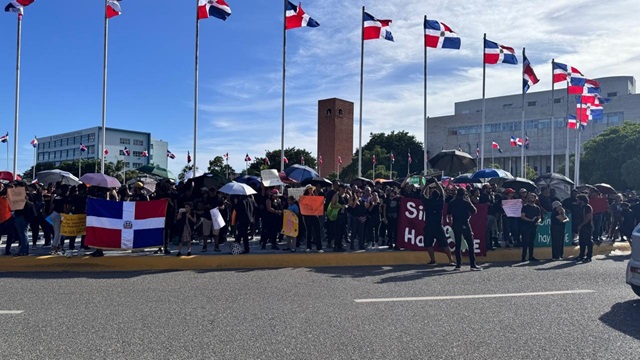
[426,76,639,177]
[36,127,169,171]
[317,98,354,177]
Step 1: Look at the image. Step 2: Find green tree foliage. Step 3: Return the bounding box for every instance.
[581,122,640,190]
[247,147,317,175]
[525,165,538,181]
[207,156,235,180]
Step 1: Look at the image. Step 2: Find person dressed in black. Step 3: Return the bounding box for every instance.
[550,201,569,260]
[520,193,542,262]
[575,194,594,262]
[446,188,480,271]
[422,178,454,265]
[383,189,400,250]
[234,195,256,254]
[330,184,349,252]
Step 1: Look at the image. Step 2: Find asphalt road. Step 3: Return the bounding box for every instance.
[1,254,639,360]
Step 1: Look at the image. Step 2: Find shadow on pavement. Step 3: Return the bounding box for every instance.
[0,270,180,280]
[599,299,640,341]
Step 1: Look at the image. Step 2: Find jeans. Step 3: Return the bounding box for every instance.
[2,217,16,254]
[334,216,347,250]
[14,215,29,255]
[452,222,476,267]
[520,224,537,260]
[50,211,62,248]
[579,226,594,259]
[502,217,519,244]
[386,216,398,247]
[551,224,565,259]
[592,213,603,243]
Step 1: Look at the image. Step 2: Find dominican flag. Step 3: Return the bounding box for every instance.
[123,146,130,156]
[408,152,412,164]
[372,155,377,165]
[285,1,319,29]
[318,155,323,165]
[569,78,600,95]
[484,39,517,65]
[338,156,343,165]
[244,153,251,162]
[104,149,109,155]
[283,156,289,164]
[567,114,578,129]
[85,198,168,250]
[390,153,395,163]
[553,62,583,83]
[264,156,270,165]
[300,156,305,165]
[167,150,176,159]
[141,150,148,157]
[577,100,603,121]
[363,12,393,41]
[198,0,231,21]
[523,54,539,93]
[510,136,522,148]
[106,0,121,19]
[0,132,7,143]
[424,19,460,49]
[492,141,503,153]
[187,151,192,163]
[524,134,530,150]
[30,136,38,148]
[475,143,480,159]
[80,143,87,152]
[4,0,34,15]
[223,152,229,160]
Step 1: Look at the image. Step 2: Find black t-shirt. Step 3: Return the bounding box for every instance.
[52,195,66,213]
[401,188,421,200]
[539,195,553,213]
[551,207,564,226]
[385,196,400,217]
[521,203,541,225]
[446,197,476,225]
[421,193,444,225]
[71,194,87,214]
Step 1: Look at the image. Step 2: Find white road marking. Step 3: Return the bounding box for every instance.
[0,310,24,315]
[354,290,595,303]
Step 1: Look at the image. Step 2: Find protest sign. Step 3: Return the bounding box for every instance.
[61,214,87,236]
[210,208,226,230]
[396,197,487,256]
[502,199,523,218]
[299,196,324,216]
[282,210,299,237]
[287,188,305,201]
[6,187,26,211]
[261,169,284,187]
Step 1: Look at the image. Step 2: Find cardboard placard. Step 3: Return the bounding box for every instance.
[6,187,26,211]
[502,199,523,218]
[287,188,305,201]
[281,209,299,237]
[298,196,324,216]
[60,214,87,236]
[210,208,226,230]
[261,169,284,187]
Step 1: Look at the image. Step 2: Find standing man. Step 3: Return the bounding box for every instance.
[446,188,481,271]
[422,178,454,265]
[575,194,594,263]
[235,195,256,254]
[550,201,569,260]
[520,193,542,262]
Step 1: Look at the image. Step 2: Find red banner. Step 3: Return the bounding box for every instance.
[396,197,487,257]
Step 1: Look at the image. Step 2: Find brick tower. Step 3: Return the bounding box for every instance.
[317,98,354,177]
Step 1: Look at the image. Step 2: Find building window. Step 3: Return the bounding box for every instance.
[124,162,130,168]
[133,139,143,146]
[503,104,513,109]
[132,151,143,157]
[337,109,343,116]
[88,134,96,142]
[527,101,537,107]
[607,92,617,97]
[326,108,332,116]
[554,98,562,104]
[119,138,131,145]
[132,162,143,168]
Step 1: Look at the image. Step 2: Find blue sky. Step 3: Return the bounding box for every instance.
[1,0,639,176]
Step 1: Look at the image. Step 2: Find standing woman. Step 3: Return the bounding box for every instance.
[49,184,69,255]
[365,192,381,249]
[576,194,594,263]
[550,201,569,260]
[262,189,283,250]
[383,189,400,250]
[302,186,323,253]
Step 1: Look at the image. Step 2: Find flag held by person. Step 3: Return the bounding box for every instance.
[106,0,121,19]
[4,0,34,14]
[285,1,319,30]
[363,12,393,41]
[198,0,231,21]
[85,198,168,250]
[522,53,539,93]
[424,19,460,49]
[484,39,517,65]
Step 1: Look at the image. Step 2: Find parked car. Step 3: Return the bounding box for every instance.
[626,224,640,297]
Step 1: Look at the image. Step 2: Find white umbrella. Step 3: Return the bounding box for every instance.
[37,170,81,186]
[218,181,257,196]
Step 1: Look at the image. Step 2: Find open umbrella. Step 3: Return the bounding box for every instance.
[234,175,262,189]
[471,168,514,180]
[188,173,229,190]
[219,181,257,196]
[428,150,476,173]
[135,164,176,180]
[535,173,574,200]
[576,184,597,193]
[300,176,333,187]
[350,177,375,188]
[37,170,81,186]
[283,164,318,183]
[594,183,617,195]
[127,176,157,193]
[79,173,121,188]
[183,169,204,180]
[503,177,538,193]
[452,173,482,184]
[377,179,402,188]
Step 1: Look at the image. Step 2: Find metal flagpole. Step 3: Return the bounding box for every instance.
[6,141,9,170]
[357,6,365,177]
[574,99,581,185]
[480,33,487,170]
[280,0,287,173]
[389,154,393,180]
[12,14,23,179]
[193,0,200,177]
[565,87,570,179]
[492,143,494,165]
[372,157,375,178]
[32,143,36,180]
[423,15,428,175]
[101,0,109,174]
[520,48,526,177]
[550,59,555,174]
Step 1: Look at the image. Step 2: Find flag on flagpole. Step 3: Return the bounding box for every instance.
[567,114,578,129]
[283,156,289,164]
[80,143,88,152]
[198,0,231,21]
[492,141,503,153]
[285,1,319,29]
[4,0,34,14]
[318,155,323,165]
[167,150,176,159]
[223,152,229,161]
[363,12,394,41]
[123,146,130,156]
[553,62,583,83]
[524,133,530,149]
[484,39,517,64]
[104,149,109,155]
[390,153,395,163]
[106,0,122,19]
[475,143,480,159]
[300,156,305,165]
[523,53,539,93]
[372,155,376,165]
[424,19,460,49]
[141,150,148,157]
[408,152,412,164]
[187,151,192,163]
[30,136,38,148]
[338,156,343,165]
[264,156,270,166]
[0,132,8,143]
[569,78,600,95]
[244,154,251,162]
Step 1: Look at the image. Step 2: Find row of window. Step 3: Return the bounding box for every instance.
[118,138,145,146]
[448,112,624,136]
[38,146,97,161]
[38,134,96,150]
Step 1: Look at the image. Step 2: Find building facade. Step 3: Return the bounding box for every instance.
[37,127,168,171]
[426,76,639,177]
[317,98,354,177]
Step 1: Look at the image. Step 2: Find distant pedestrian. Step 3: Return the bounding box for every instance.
[575,194,594,263]
[550,201,569,260]
[520,193,541,262]
[176,203,196,257]
[446,188,481,271]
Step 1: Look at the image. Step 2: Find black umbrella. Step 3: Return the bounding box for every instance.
[576,184,597,193]
[535,173,574,200]
[190,173,230,190]
[503,177,538,193]
[234,175,261,189]
[452,173,482,184]
[300,176,333,187]
[428,150,477,173]
[594,183,617,195]
[350,177,375,189]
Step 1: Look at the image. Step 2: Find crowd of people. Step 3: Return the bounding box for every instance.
[0,175,637,268]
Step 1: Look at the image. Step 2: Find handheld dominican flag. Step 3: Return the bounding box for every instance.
[424,19,460,49]
[553,62,583,83]
[363,12,393,41]
[30,136,37,148]
[244,154,251,162]
[187,151,192,163]
[104,149,109,155]
[106,0,121,19]
[318,155,323,165]
[372,155,376,165]
[523,53,539,93]
[141,150,148,157]
[338,156,343,165]
[567,114,577,129]
[167,150,176,159]
[569,79,600,95]
[492,141,503,153]
[4,0,34,15]
[390,153,395,163]
[80,143,87,152]
[283,156,289,164]
[85,198,168,250]
[484,39,517,65]
[0,132,8,143]
[198,0,231,21]
[285,1,319,29]
[408,152,412,164]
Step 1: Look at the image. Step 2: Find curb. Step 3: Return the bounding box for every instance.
[0,243,630,272]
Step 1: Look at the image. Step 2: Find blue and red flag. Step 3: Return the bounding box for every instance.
[577,95,603,121]
[167,150,176,159]
[524,134,530,149]
[569,78,600,95]
[106,0,121,19]
[492,141,503,153]
[30,136,37,148]
[85,198,168,250]
[4,0,34,15]
[553,62,583,83]
[123,146,130,156]
[424,19,460,49]
[285,1,319,29]
[141,150,148,157]
[363,12,393,41]
[523,54,539,93]
[80,143,87,152]
[567,114,578,129]
[198,0,231,21]
[484,39,517,65]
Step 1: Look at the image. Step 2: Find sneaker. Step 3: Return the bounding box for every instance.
[454,266,462,271]
[90,250,104,257]
[318,250,324,253]
[427,260,437,266]
[470,266,482,271]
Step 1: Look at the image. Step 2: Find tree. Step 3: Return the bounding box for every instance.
[178,165,200,182]
[208,156,235,180]
[581,122,640,190]
[247,147,317,175]
[525,165,538,181]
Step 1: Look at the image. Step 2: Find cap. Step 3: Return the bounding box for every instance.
[503,188,515,194]
[270,189,281,196]
[552,201,562,209]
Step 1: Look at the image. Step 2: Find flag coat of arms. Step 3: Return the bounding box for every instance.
[4,0,34,14]
[198,0,231,21]
[285,1,319,29]
[86,198,168,250]
[553,62,583,83]
[424,19,460,49]
[363,12,393,41]
[484,39,517,65]
[106,0,121,19]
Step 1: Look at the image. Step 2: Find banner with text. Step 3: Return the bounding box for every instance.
[535,213,573,247]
